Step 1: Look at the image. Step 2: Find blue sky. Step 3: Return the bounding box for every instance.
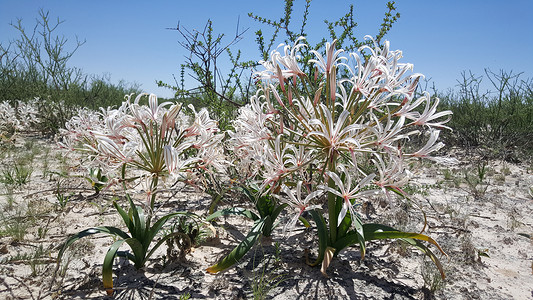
[1,0,532,98]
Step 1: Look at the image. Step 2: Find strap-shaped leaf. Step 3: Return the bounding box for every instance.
[363,223,447,279]
[113,201,134,234]
[208,193,223,215]
[353,213,366,259]
[298,216,311,228]
[126,194,146,240]
[206,207,259,222]
[103,239,126,296]
[331,223,447,279]
[271,203,288,222]
[240,184,260,202]
[362,223,446,255]
[261,216,273,237]
[123,238,146,268]
[308,209,329,267]
[336,209,352,240]
[149,211,195,245]
[401,237,446,279]
[57,226,130,261]
[256,195,275,218]
[329,214,366,259]
[206,218,266,273]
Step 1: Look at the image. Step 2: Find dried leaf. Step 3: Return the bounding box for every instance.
[320,246,335,277]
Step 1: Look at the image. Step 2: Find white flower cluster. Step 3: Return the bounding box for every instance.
[58,93,226,193]
[230,36,455,231]
[0,99,40,136]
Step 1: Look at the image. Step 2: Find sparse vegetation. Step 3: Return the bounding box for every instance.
[0,1,531,299]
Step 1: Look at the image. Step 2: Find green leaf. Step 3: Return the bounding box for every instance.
[401,237,446,279]
[362,223,447,279]
[262,215,273,237]
[518,233,531,239]
[149,211,194,243]
[298,216,311,228]
[331,215,366,257]
[336,207,352,239]
[256,195,276,218]
[331,231,358,253]
[57,226,130,261]
[208,193,223,215]
[332,223,447,279]
[206,218,266,273]
[113,201,134,233]
[103,239,126,296]
[126,194,145,240]
[309,209,329,267]
[271,203,288,221]
[240,184,259,202]
[123,238,146,268]
[353,213,366,259]
[362,223,446,255]
[206,207,259,222]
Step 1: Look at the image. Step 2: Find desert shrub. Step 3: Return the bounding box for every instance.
[0,9,141,134]
[438,70,533,160]
[159,1,401,130]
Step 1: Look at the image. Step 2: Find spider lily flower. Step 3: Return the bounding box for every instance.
[309,39,346,75]
[285,144,315,172]
[411,93,453,129]
[0,101,21,130]
[346,52,380,98]
[103,111,129,142]
[405,129,457,164]
[275,36,307,78]
[259,135,291,193]
[372,152,412,199]
[408,130,444,157]
[365,114,418,151]
[308,106,361,157]
[148,93,172,121]
[197,146,228,173]
[164,144,198,174]
[186,105,219,137]
[279,181,323,234]
[164,145,181,174]
[96,136,136,165]
[163,103,183,132]
[60,93,225,200]
[393,93,427,120]
[321,166,377,227]
[193,130,224,150]
[229,100,273,151]
[255,37,308,82]
[16,99,40,128]
[230,35,454,214]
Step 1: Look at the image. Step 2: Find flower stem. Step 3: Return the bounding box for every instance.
[327,153,338,244]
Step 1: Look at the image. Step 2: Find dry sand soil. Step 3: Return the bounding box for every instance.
[0,135,532,299]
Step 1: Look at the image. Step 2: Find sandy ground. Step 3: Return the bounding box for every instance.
[0,135,532,300]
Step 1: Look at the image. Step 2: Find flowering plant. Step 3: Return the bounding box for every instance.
[216,37,451,276]
[58,93,226,206]
[57,93,225,294]
[0,99,40,139]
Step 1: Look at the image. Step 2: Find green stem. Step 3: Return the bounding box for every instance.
[327,152,338,244]
[150,175,159,211]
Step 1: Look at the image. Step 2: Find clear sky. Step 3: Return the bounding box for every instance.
[1,0,532,99]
